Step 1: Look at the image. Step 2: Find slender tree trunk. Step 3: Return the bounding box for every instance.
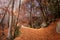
[38,0,47,27]
[29,1,33,28]
[7,0,14,40]
[8,15,12,40]
[14,0,21,38]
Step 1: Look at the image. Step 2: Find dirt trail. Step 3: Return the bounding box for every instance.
[14,20,60,40]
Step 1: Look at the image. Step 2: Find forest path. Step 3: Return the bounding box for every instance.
[14,19,60,40]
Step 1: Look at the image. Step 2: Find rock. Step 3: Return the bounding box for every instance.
[56,21,60,33]
[41,22,47,28]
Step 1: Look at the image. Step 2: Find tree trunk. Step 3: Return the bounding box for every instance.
[7,0,14,40]
[7,15,12,40]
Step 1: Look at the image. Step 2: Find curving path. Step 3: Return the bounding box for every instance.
[14,19,60,40]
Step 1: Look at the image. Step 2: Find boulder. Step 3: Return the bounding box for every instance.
[56,21,60,33]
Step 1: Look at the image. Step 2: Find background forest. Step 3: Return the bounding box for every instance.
[0,0,60,40]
